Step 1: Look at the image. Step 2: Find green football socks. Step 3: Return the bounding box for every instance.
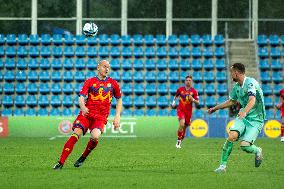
[240,145,259,154]
[220,140,234,166]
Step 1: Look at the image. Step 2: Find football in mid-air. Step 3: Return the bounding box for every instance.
[83,22,98,37]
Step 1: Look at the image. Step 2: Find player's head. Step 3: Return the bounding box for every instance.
[97,60,110,78]
[185,75,192,87]
[230,63,245,82]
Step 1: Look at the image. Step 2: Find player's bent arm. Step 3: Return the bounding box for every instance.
[115,98,123,117]
[214,99,236,111]
[192,98,199,105]
[242,96,256,115]
[78,96,87,109]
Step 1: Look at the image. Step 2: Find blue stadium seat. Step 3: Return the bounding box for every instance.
[0,46,4,57]
[269,35,279,46]
[63,46,74,57]
[260,72,271,83]
[75,46,85,57]
[15,83,26,94]
[39,71,50,82]
[257,35,268,46]
[168,59,179,71]
[215,58,226,70]
[121,109,132,116]
[202,35,213,46]
[203,47,214,58]
[51,58,62,70]
[3,83,14,94]
[0,34,4,45]
[121,71,132,82]
[214,35,224,46]
[6,34,16,45]
[17,59,27,70]
[156,35,166,46]
[110,47,120,58]
[29,34,40,45]
[205,84,216,95]
[179,35,189,46]
[123,96,133,108]
[146,84,156,95]
[121,35,131,46]
[217,84,227,95]
[156,47,167,58]
[157,109,168,116]
[26,95,37,107]
[262,84,272,96]
[74,71,85,82]
[272,71,282,83]
[215,47,225,58]
[133,34,143,46]
[218,109,229,118]
[50,96,61,107]
[257,47,269,58]
[203,59,214,70]
[157,96,169,108]
[146,96,157,108]
[168,47,178,58]
[204,71,215,83]
[146,109,157,116]
[109,72,120,81]
[1,109,13,116]
[273,84,283,95]
[4,71,15,82]
[87,47,97,58]
[52,46,63,58]
[144,35,154,46]
[271,59,282,70]
[17,46,28,57]
[74,83,83,94]
[194,83,204,95]
[25,109,36,116]
[156,59,167,70]
[157,72,168,83]
[64,35,75,45]
[134,84,145,95]
[50,108,62,116]
[52,34,63,45]
[76,35,86,45]
[27,83,38,94]
[145,59,156,70]
[62,96,73,107]
[133,72,144,83]
[193,109,204,118]
[51,83,62,94]
[191,35,201,46]
[39,83,50,94]
[121,59,132,70]
[14,96,25,107]
[145,47,155,58]
[62,109,73,116]
[40,58,51,70]
[110,59,120,70]
[133,47,144,58]
[179,47,190,58]
[206,96,216,107]
[180,72,191,80]
[168,35,178,46]
[169,71,179,82]
[169,84,179,95]
[259,59,270,70]
[64,58,74,70]
[63,71,74,82]
[270,47,281,58]
[2,96,13,107]
[14,109,25,116]
[266,110,275,119]
[98,46,109,58]
[191,47,202,58]
[16,71,27,82]
[98,34,109,46]
[192,59,202,70]
[29,46,39,58]
[216,71,227,83]
[133,59,144,70]
[40,46,51,58]
[121,47,132,58]
[134,109,145,116]
[87,36,97,46]
[145,71,156,83]
[198,96,205,107]
[157,84,168,95]
[5,58,15,70]
[180,59,190,70]
[41,34,51,45]
[121,84,133,95]
[264,97,273,108]
[6,46,16,57]
[51,71,62,82]
[110,34,120,46]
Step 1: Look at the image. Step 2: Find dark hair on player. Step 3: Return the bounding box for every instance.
[231,63,245,74]
[185,75,192,80]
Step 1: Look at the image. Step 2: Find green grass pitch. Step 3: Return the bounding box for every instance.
[0,137,283,189]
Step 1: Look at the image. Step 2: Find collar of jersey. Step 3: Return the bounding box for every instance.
[95,75,109,81]
[241,76,247,88]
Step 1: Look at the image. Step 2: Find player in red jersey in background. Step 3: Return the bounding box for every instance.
[53,60,122,170]
[171,75,199,148]
[275,88,284,142]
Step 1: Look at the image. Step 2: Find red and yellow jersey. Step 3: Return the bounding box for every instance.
[175,86,199,114]
[79,76,121,118]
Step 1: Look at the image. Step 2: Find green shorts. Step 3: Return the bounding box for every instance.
[230,118,264,144]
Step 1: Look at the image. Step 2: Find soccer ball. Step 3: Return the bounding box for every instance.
[83,22,98,37]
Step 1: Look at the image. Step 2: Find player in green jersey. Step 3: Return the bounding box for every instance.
[208,63,265,173]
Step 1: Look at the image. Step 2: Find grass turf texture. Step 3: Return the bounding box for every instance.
[0,137,283,189]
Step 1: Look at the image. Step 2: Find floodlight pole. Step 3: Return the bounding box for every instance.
[121,0,127,35]
[166,0,173,37]
[76,0,83,35]
[211,0,218,37]
[31,0,37,34]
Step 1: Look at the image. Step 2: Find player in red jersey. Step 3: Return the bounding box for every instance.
[171,75,199,148]
[275,88,284,142]
[53,60,122,170]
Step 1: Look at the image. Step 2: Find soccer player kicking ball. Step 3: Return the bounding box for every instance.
[171,75,199,149]
[208,63,265,173]
[275,88,284,142]
[53,60,122,170]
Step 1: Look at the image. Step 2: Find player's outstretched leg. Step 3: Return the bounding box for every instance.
[240,144,263,167]
[176,119,186,149]
[74,138,98,168]
[214,139,233,173]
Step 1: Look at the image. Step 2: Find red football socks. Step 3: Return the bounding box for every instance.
[82,138,98,158]
[59,134,79,165]
[281,125,284,137]
[177,130,184,140]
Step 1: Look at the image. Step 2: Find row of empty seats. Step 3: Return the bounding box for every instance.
[258,47,284,58]
[257,34,284,46]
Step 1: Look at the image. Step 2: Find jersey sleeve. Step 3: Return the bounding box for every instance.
[229,85,238,101]
[112,80,122,99]
[79,79,91,97]
[247,81,256,97]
